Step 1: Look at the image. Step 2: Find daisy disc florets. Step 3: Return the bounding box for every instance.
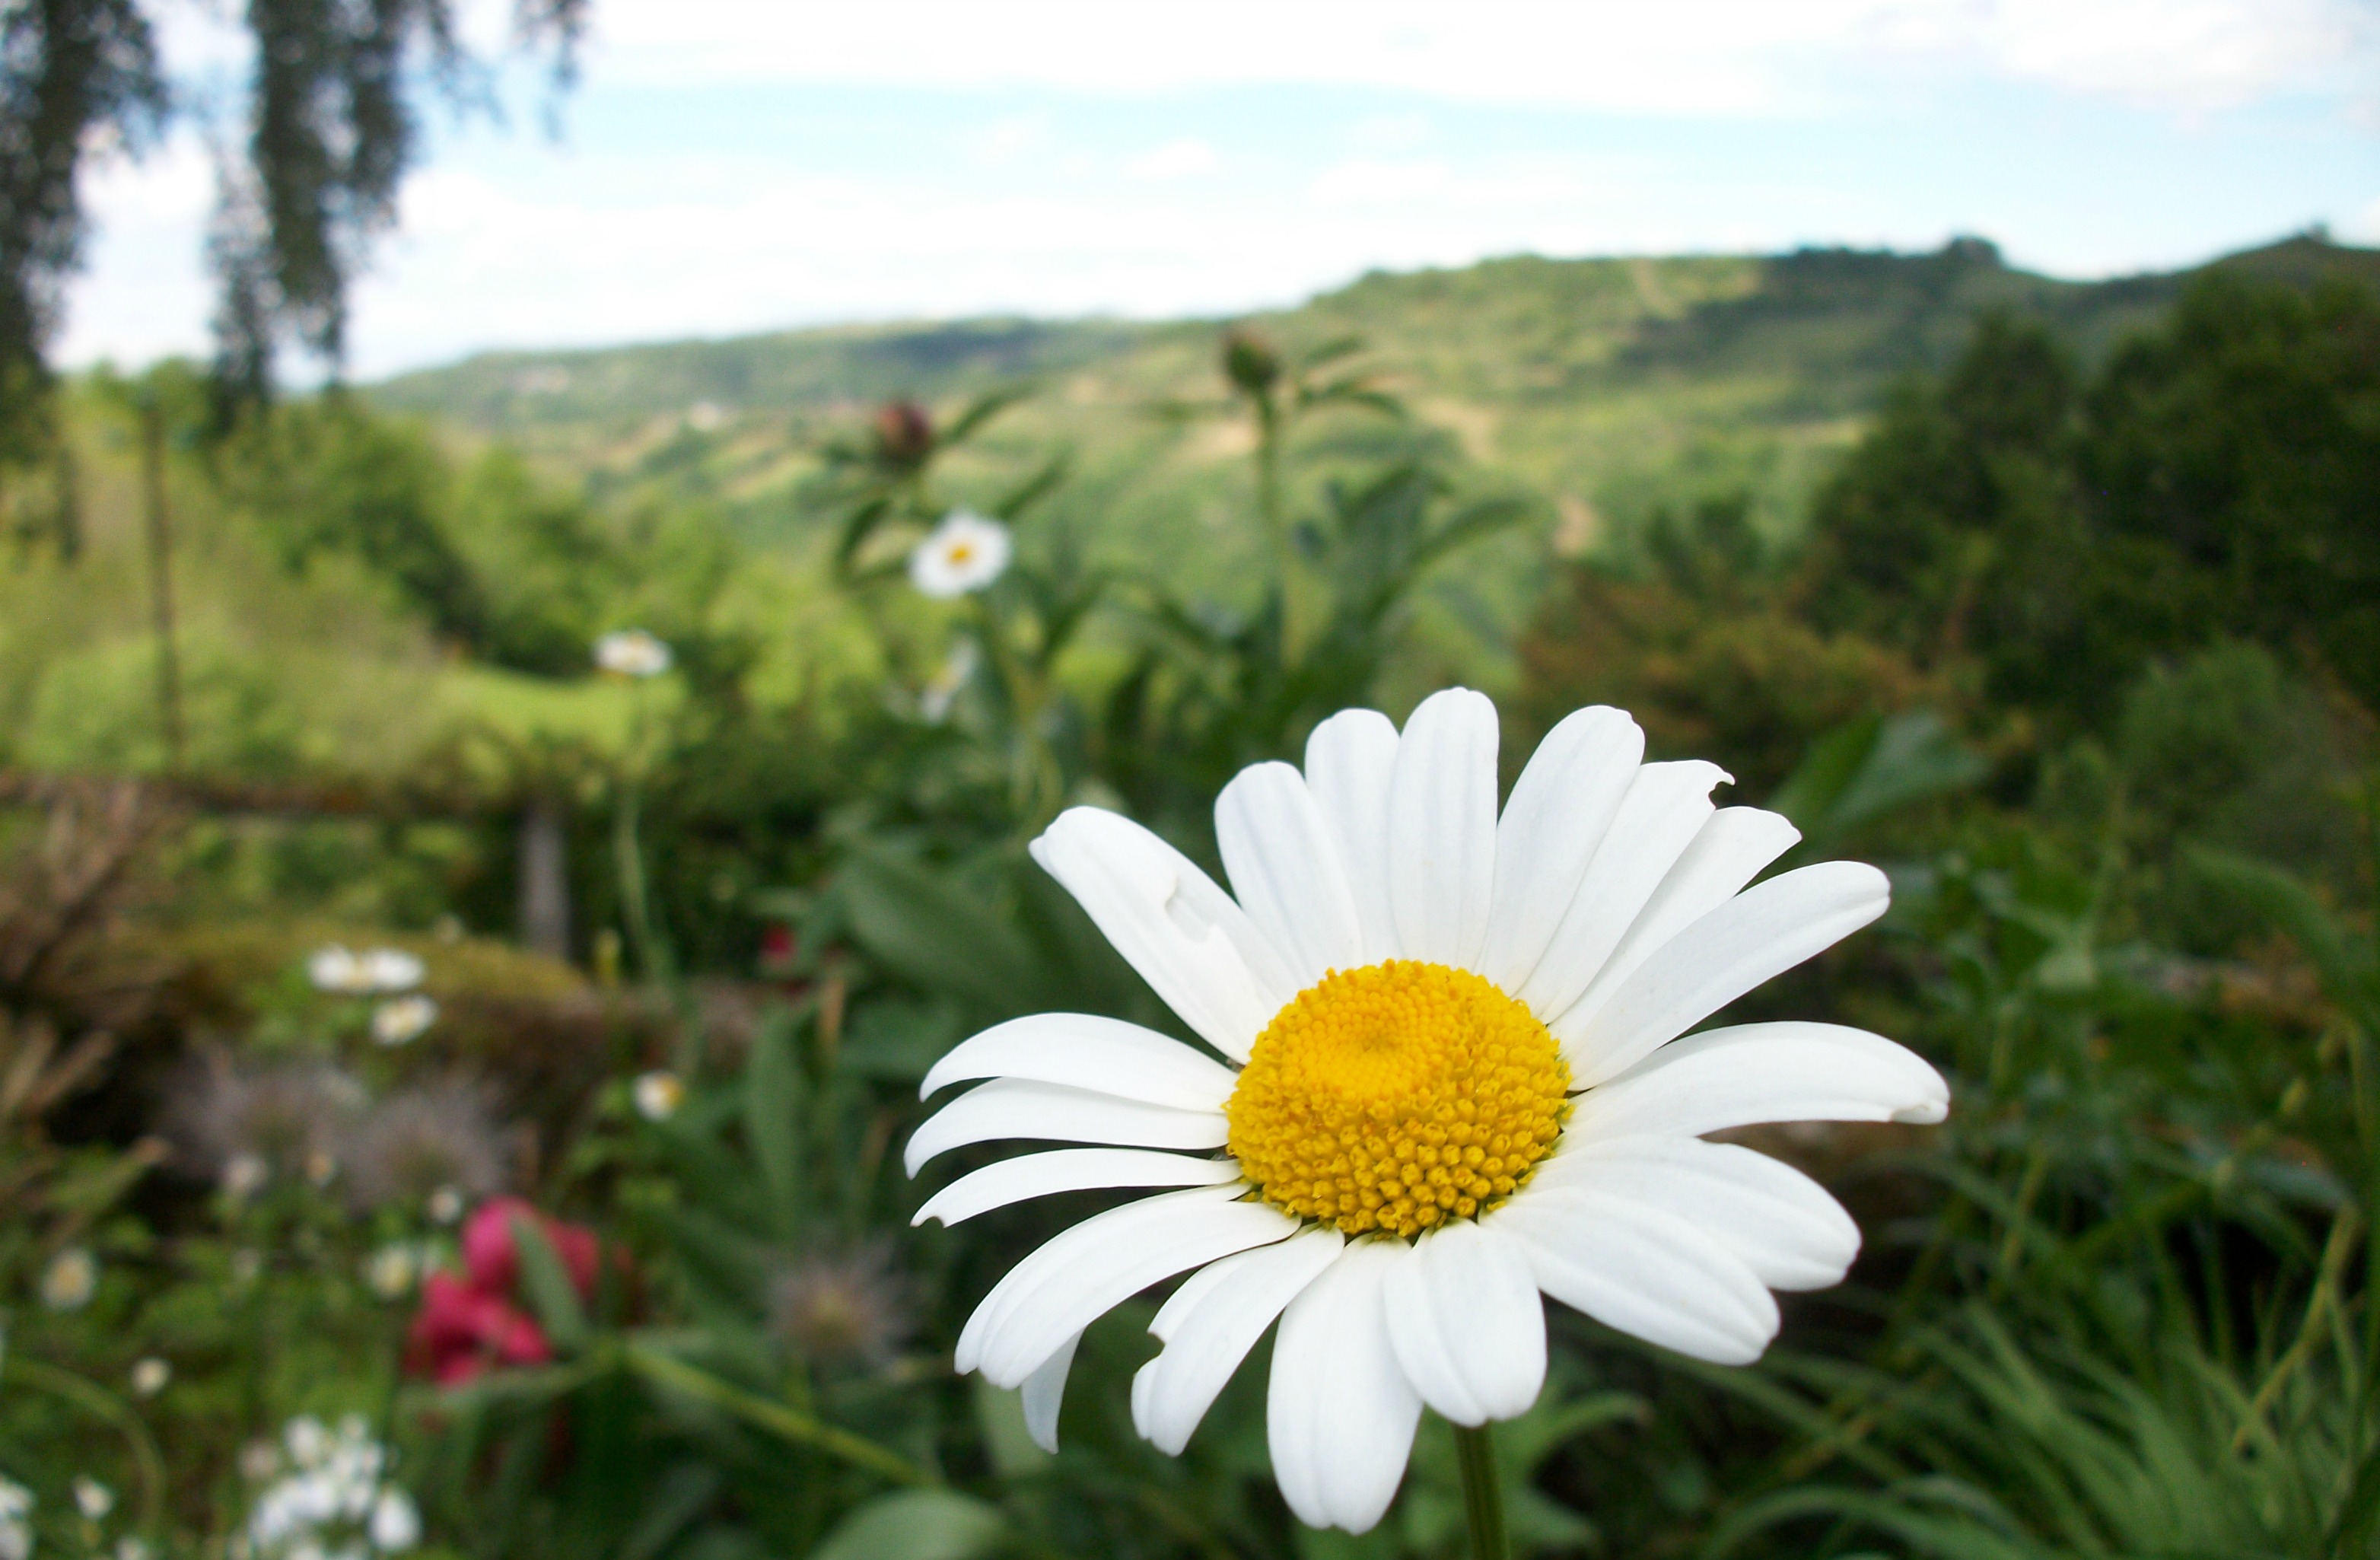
[908,690,1949,1534]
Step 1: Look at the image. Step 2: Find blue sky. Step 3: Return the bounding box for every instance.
[63,0,2380,379]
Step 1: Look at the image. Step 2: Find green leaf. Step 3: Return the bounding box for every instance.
[2188,846,2378,1035]
[807,1490,1012,1560]
[509,1211,590,1355]
[837,845,1048,1015]
[741,1007,807,1242]
[1772,709,1985,854]
[972,1375,1051,1479]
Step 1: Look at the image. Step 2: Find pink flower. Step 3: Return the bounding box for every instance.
[406,1271,552,1384]
[460,1196,600,1301]
[408,1198,611,1386]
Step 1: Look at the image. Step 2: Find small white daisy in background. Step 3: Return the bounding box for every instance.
[222,1151,269,1202]
[307,944,369,994]
[228,1250,263,1286]
[359,949,424,994]
[308,945,421,995]
[370,995,438,1047]
[130,1357,171,1397]
[632,1070,685,1122]
[40,1248,97,1311]
[425,1186,465,1225]
[362,1243,422,1300]
[115,1536,151,1560]
[593,629,673,678]
[908,509,1012,599]
[0,1476,30,1560]
[919,638,982,724]
[908,690,1949,1534]
[72,1476,112,1521]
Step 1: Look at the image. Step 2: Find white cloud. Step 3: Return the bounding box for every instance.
[575,0,2378,116]
[1128,137,1220,180]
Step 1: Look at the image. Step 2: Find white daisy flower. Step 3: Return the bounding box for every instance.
[632,1070,685,1122]
[130,1357,172,1397]
[358,949,425,995]
[593,629,673,678]
[307,945,369,995]
[908,510,1012,599]
[40,1247,97,1311]
[369,995,438,1046]
[908,690,1949,1534]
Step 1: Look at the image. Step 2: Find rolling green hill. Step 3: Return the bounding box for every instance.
[373,232,2379,546]
[364,232,2378,696]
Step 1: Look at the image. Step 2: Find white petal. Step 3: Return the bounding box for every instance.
[1216,762,1365,989]
[1021,1330,1080,1453]
[905,1079,1225,1177]
[920,1013,1240,1110]
[1132,1227,1344,1454]
[1386,689,1500,970]
[1303,709,1402,964]
[1030,807,1296,1061]
[1266,1241,1421,1533]
[958,1186,1300,1386]
[1561,861,1891,1086]
[1495,1190,1779,1364]
[1531,1136,1860,1291]
[1568,1021,1949,1140]
[1560,807,1802,1030]
[1381,1220,1545,1425]
[1516,761,1728,1023]
[1480,706,1643,993]
[913,1148,1242,1227]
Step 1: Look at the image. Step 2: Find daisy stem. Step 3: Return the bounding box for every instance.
[1452,1422,1510,1560]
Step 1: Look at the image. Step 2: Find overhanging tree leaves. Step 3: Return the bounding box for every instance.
[0,0,587,460]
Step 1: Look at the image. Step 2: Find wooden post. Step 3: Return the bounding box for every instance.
[518,798,572,960]
[138,399,184,772]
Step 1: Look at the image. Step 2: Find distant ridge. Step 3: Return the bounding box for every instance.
[372,232,2378,438]
[368,232,2378,622]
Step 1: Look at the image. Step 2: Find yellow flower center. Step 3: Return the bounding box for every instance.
[947,542,975,565]
[1224,960,1571,1239]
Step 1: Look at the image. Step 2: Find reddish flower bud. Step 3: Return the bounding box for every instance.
[871,400,935,469]
[1223,328,1281,396]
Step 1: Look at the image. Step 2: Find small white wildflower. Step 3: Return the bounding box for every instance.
[308,946,369,994]
[229,1249,264,1285]
[593,629,672,679]
[369,996,437,1047]
[223,1151,270,1201]
[285,1416,329,1469]
[72,1476,113,1520]
[358,950,424,995]
[116,1538,151,1560]
[367,1489,419,1552]
[425,1186,463,1226]
[361,1245,419,1301]
[40,1247,97,1310]
[631,1070,683,1122]
[918,639,981,724]
[130,1358,171,1397]
[908,510,1011,599]
[0,1476,31,1560]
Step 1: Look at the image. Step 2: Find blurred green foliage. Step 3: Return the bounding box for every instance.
[0,254,2375,1560]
